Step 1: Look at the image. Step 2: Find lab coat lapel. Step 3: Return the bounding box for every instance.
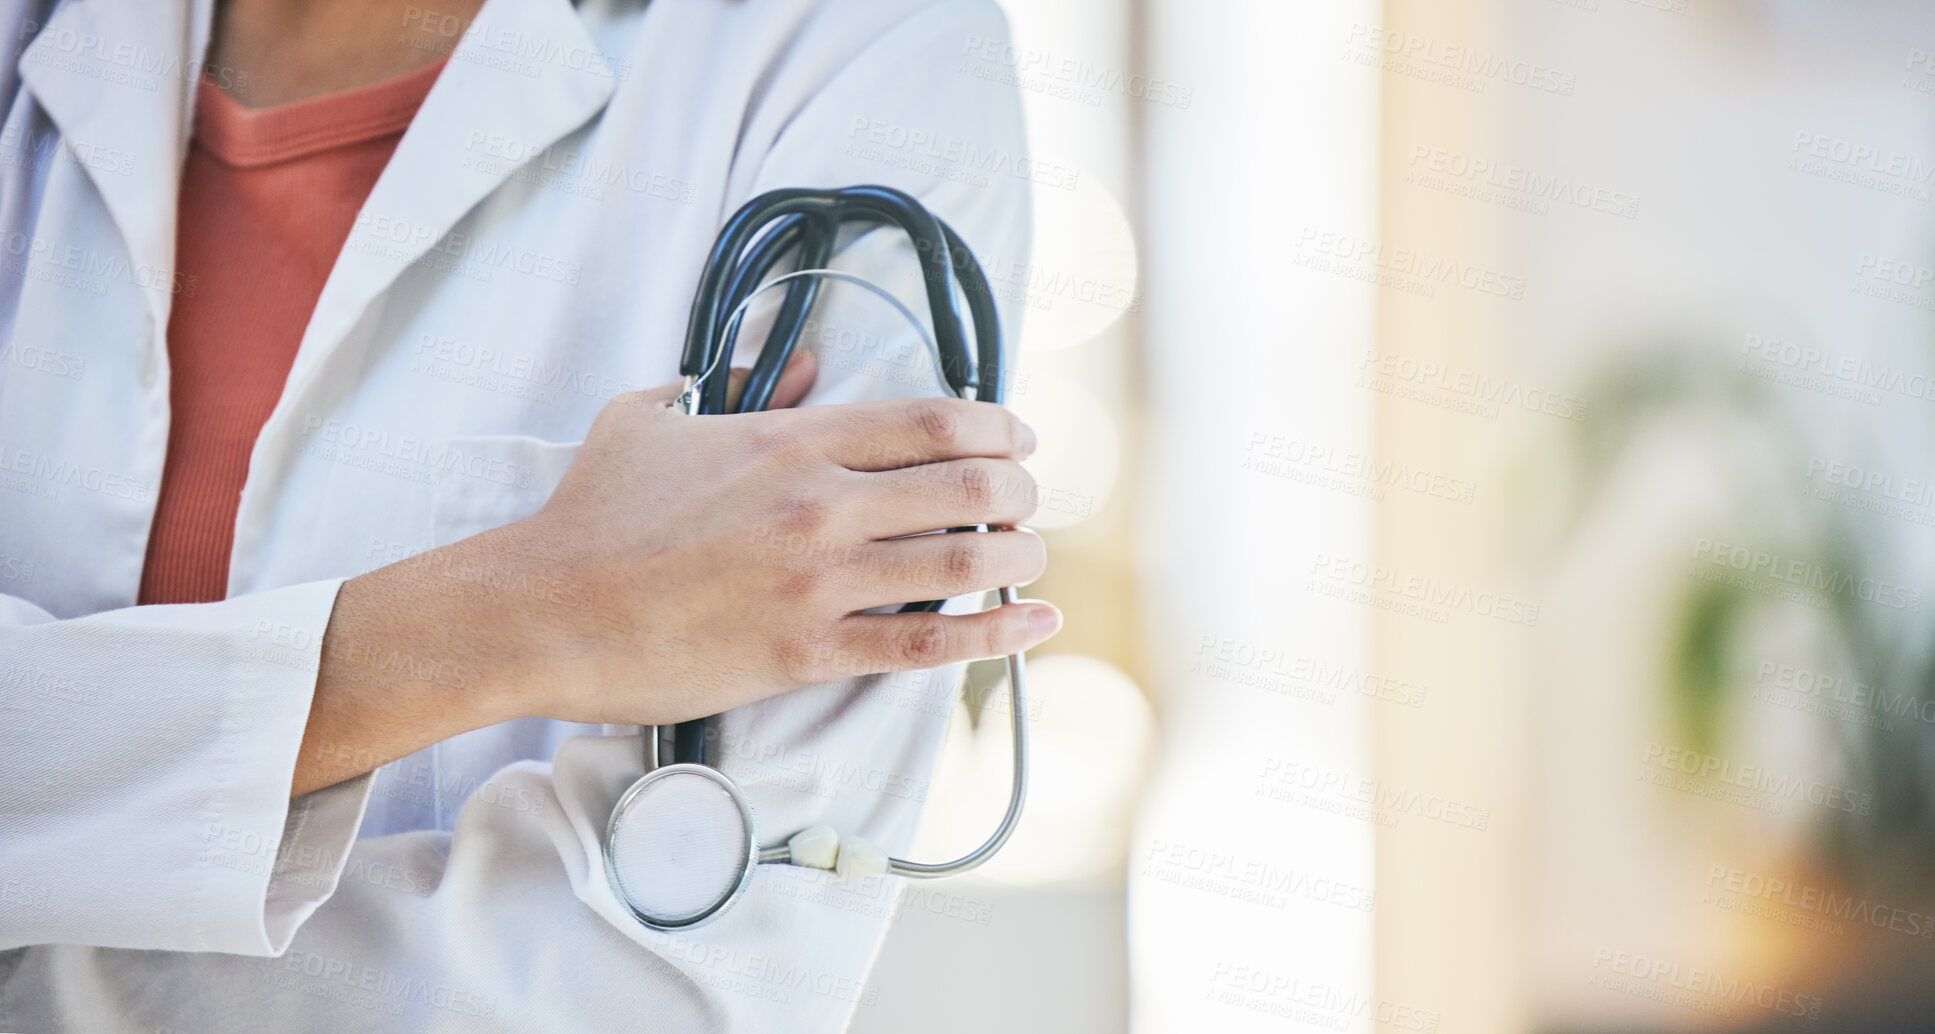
[230,0,617,592]
[283,0,619,397]
[14,0,208,331]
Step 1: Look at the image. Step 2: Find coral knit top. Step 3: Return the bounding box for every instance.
[138,60,446,605]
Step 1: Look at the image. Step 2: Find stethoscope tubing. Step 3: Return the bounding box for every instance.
[649,185,1029,881]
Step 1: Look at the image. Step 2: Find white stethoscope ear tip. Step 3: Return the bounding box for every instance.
[833,836,889,881]
[787,825,840,869]
[784,825,887,880]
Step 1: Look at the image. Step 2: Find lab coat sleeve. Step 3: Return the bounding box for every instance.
[0,580,375,956]
[731,0,1033,410]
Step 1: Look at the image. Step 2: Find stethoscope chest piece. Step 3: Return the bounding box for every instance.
[605,763,759,931]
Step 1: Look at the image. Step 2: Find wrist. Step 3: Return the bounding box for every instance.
[418,515,593,722]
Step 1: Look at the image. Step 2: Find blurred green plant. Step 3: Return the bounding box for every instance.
[1547,344,1935,897]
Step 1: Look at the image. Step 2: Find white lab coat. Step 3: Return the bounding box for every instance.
[0,0,1029,1028]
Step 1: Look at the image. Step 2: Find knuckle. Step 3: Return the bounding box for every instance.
[910,399,962,448]
[773,631,829,684]
[774,566,823,602]
[940,538,987,587]
[772,491,832,535]
[743,423,793,458]
[958,461,997,512]
[899,619,953,667]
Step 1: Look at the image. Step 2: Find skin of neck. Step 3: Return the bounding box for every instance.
[206,0,486,108]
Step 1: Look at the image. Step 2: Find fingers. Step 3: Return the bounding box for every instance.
[768,349,819,410]
[802,397,1037,470]
[795,601,1062,681]
[836,529,1046,610]
[860,458,1039,539]
[726,349,819,412]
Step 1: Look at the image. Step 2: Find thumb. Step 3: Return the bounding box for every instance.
[722,348,820,412]
[766,348,819,410]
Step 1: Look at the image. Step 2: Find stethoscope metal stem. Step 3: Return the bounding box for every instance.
[885,585,1028,879]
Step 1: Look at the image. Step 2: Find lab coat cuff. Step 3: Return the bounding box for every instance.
[186,575,366,956]
[262,771,375,955]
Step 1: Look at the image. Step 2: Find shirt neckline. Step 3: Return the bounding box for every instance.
[192,57,450,169]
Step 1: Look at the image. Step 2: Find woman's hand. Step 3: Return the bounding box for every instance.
[295,352,1058,793]
[504,355,1057,724]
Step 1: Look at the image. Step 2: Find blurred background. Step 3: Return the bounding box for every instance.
[853,1,1935,1031]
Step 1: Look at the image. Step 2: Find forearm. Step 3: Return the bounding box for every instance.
[293,526,550,795]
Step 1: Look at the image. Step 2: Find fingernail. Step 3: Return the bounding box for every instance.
[1027,604,1062,639]
[1018,421,1038,458]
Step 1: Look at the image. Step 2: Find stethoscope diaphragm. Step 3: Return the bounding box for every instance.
[604,764,759,930]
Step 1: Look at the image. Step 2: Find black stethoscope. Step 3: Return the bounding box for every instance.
[602,186,1030,931]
